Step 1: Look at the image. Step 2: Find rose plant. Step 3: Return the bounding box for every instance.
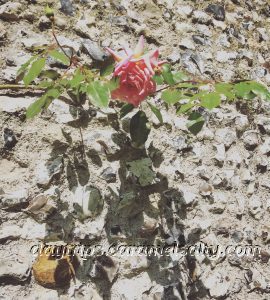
[5,6,270,147]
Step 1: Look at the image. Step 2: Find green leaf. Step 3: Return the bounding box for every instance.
[234,82,255,99]
[26,95,47,118]
[153,74,164,85]
[87,81,109,108]
[173,71,190,83]
[187,112,205,135]
[120,103,134,118]
[161,89,182,105]
[26,87,61,118]
[69,70,84,88]
[130,111,150,148]
[248,81,270,101]
[162,64,175,85]
[200,92,221,110]
[49,49,70,66]
[100,63,114,77]
[215,83,235,101]
[40,70,60,80]
[177,101,194,114]
[38,80,53,88]
[148,102,163,124]
[17,55,38,76]
[23,58,46,86]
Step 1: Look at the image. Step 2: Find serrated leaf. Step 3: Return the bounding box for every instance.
[161,89,182,104]
[187,112,205,135]
[49,50,70,66]
[130,111,150,148]
[100,63,114,76]
[87,81,109,108]
[23,58,46,86]
[153,74,164,85]
[173,71,190,82]
[148,102,163,124]
[162,64,175,85]
[120,103,134,118]
[200,92,221,110]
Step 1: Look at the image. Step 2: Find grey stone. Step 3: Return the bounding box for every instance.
[192,34,207,46]
[0,96,35,113]
[180,187,198,205]
[242,130,260,149]
[21,34,49,50]
[0,224,20,242]
[193,10,211,24]
[181,51,205,74]
[84,128,122,156]
[0,2,22,21]
[57,36,81,53]
[1,189,28,210]
[216,51,238,63]
[214,144,225,163]
[259,138,270,155]
[101,167,116,183]
[202,269,230,298]
[81,39,108,61]
[3,127,17,149]
[205,4,225,21]
[209,190,227,213]
[60,0,74,15]
[48,100,83,124]
[35,156,63,187]
[215,128,236,148]
[235,114,249,132]
[0,255,31,282]
[199,182,213,196]
[248,195,263,220]
[179,38,195,50]
[73,185,103,219]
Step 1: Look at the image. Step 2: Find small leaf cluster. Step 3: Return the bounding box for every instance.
[18,48,116,119]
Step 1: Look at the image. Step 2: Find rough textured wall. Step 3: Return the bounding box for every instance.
[0,0,270,299]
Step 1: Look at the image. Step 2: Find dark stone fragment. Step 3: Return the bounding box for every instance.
[101,167,116,183]
[192,34,206,45]
[3,128,17,149]
[205,4,225,21]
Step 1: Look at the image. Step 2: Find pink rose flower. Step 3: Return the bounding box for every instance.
[106,36,165,107]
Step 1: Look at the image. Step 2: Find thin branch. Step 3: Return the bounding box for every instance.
[51,22,71,61]
[0,84,45,91]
